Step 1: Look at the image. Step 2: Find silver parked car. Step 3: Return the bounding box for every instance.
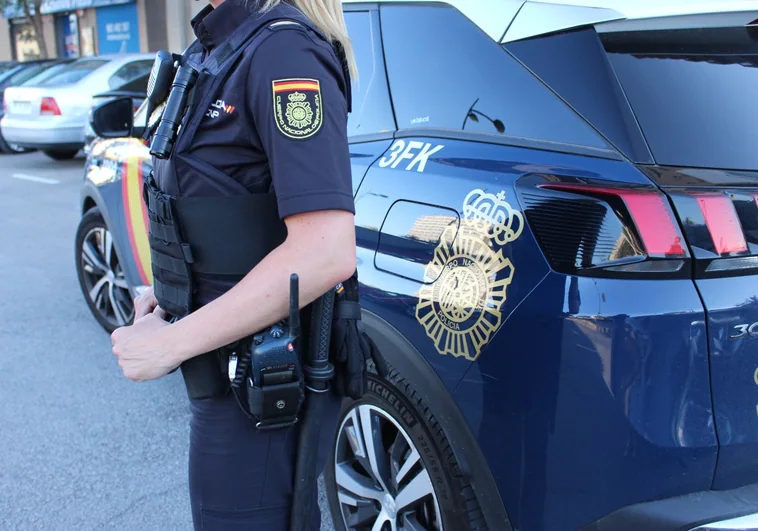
[0,54,153,161]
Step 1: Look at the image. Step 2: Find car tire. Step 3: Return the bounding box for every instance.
[44,149,79,161]
[75,207,134,333]
[324,363,485,531]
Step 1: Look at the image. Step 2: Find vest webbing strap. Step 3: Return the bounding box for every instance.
[147,218,180,244]
[154,282,189,311]
[150,248,188,276]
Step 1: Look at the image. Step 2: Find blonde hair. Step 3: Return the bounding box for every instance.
[258,0,358,82]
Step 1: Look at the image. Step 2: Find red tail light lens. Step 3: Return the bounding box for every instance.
[693,193,747,255]
[541,183,687,258]
[514,176,690,278]
[40,97,61,116]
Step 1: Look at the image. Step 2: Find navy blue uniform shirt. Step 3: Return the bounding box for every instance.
[187,0,354,219]
[182,1,354,304]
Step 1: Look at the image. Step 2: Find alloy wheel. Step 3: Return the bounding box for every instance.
[80,227,133,328]
[334,404,443,531]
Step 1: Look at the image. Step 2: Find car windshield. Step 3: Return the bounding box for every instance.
[31,59,109,87]
[601,27,758,170]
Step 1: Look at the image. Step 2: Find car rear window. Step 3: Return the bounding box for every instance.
[0,66,20,84]
[379,4,611,150]
[601,27,758,171]
[21,62,71,86]
[5,64,49,86]
[33,59,109,87]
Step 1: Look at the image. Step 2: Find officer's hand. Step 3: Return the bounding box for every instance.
[134,286,162,321]
[111,311,178,382]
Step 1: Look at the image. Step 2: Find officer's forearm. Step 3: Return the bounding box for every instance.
[161,210,357,363]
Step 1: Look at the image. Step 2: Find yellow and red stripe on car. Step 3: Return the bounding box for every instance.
[121,155,152,286]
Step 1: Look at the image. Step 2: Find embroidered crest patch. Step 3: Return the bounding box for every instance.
[272,78,323,139]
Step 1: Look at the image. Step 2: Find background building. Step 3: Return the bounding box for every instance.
[0,0,197,61]
[160,0,205,53]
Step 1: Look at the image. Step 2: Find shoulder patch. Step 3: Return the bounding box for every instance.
[272,78,323,140]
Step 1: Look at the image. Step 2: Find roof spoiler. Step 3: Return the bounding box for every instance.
[502,1,758,42]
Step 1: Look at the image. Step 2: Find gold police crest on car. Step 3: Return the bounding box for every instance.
[272,78,322,139]
[416,189,524,361]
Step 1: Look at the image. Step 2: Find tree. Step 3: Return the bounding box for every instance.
[0,0,48,59]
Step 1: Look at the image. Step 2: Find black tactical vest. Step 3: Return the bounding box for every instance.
[143,4,349,319]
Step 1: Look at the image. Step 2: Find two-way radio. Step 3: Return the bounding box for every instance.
[230,274,306,431]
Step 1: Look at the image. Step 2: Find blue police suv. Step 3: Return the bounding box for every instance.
[76,1,758,529]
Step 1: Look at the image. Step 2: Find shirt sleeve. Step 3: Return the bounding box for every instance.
[246,25,355,219]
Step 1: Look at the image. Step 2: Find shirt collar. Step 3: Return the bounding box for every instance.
[191,1,258,51]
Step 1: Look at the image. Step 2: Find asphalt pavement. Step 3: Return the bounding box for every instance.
[0,150,335,530]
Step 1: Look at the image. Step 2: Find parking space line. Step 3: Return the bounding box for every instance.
[11,173,60,185]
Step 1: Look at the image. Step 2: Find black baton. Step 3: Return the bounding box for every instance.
[290,288,336,530]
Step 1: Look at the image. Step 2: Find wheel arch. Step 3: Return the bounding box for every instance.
[81,194,97,215]
[360,308,513,531]
[77,184,141,299]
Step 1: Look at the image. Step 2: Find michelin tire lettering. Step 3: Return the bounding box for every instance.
[416,188,523,361]
[378,139,445,173]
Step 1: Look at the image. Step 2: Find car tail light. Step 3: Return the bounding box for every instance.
[543,183,687,257]
[693,193,747,255]
[662,189,758,275]
[40,97,61,116]
[515,176,690,277]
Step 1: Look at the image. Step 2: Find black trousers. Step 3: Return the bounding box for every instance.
[188,389,344,530]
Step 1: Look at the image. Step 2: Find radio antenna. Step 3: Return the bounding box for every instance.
[289,273,300,337]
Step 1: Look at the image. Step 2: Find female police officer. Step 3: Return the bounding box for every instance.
[109,0,358,529]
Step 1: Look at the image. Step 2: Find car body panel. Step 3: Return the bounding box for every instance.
[696,276,758,490]
[506,16,758,506]
[354,133,718,530]
[82,136,152,299]
[453,272,715,531]
[2,119,86,147]
[355,136,548,390]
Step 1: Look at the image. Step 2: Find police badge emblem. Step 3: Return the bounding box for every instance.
[415,189,524,361]
[272,78,323,139]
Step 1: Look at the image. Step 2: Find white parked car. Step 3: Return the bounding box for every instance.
[1,54,154,160]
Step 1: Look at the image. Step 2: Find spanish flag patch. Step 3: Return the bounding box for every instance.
[272,78,323,139]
